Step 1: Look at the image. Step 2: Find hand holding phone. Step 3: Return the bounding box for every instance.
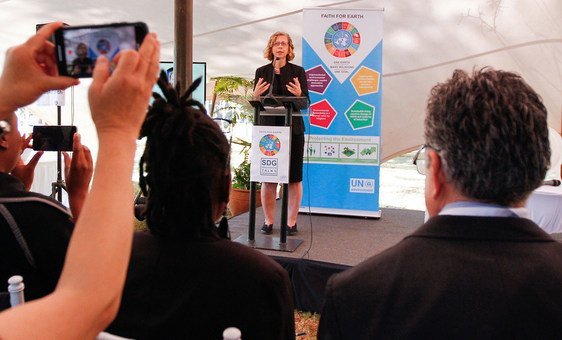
[32,125,77,151]
[54,22,148,78]
[0,22,79,115]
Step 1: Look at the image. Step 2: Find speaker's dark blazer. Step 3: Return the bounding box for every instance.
[254,62,308,134]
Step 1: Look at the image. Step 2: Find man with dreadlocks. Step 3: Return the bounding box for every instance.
[107,73,296,340]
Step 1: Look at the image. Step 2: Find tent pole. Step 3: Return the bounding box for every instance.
[174,0,193,94]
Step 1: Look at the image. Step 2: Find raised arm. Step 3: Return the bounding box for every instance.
[0,31,160,340]
[0,22,78,119]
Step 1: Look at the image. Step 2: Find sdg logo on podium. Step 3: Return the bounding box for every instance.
[259,134,281,177]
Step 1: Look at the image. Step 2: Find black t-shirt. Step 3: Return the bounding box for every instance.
[107,231,296,339]
[0,173,73,308]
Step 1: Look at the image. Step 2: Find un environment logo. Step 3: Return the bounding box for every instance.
[324,22,361,58]
[259,134,281,156]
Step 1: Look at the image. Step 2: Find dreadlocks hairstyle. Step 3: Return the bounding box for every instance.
[139,72,231,239]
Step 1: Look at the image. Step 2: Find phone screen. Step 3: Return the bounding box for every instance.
[32,126,77,152]
[56,23,146,78]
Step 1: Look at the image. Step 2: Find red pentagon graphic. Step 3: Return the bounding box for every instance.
[310,99,337,129]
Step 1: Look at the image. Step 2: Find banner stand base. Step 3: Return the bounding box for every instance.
[234,235,304,253]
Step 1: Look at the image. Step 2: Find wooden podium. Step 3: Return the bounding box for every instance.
[233,96,308,252]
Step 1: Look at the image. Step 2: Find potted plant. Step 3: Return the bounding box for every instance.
[209,76,260,216]
[228,137,262,217]
[209,76,254,125]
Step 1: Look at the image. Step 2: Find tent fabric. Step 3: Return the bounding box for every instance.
[0,0,560,162]
[547,127,562,180]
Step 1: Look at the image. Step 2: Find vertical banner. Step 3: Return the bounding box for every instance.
[302,8,383,217]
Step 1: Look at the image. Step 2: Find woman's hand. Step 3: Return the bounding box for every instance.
[253,77,270,97]
[286,77,302,97]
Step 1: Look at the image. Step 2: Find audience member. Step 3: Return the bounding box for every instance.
[0,22,160,339]
[318,68,562,339]
[106,73,295,340]
[0,127,92,307]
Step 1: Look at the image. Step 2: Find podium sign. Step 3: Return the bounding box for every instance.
[250,125,291,184]
[37,90,65,106]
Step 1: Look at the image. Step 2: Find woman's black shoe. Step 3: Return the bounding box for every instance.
[261,223,273,235]
[288,224,298,236]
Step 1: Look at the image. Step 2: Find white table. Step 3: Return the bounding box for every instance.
[526,185,562,234]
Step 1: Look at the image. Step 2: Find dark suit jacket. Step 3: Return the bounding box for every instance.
[318,215,562,339]
[254,62,308,134]
[107,231,296,340]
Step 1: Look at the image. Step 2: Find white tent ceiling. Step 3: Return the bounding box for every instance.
[0,0,560,161]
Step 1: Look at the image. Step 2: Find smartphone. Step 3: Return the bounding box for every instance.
[32,126,77,152]
[54,22,148,78]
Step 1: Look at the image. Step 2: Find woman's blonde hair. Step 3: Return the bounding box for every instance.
[263,32,295,61]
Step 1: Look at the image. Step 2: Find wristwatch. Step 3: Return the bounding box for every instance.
[0,120,11,138]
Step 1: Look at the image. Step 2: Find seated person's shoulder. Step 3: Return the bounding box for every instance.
[0,191,71,218]
[223,238,282,263]
[216,239,289,278]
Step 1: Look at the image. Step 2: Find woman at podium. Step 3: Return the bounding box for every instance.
[253,31,309,236]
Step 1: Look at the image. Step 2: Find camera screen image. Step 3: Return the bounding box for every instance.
[33,126,76,152]
[63,26,137,77]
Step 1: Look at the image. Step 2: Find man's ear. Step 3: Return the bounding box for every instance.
[427,149,445,199]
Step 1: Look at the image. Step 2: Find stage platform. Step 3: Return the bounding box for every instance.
[229,202,562,313]
[229,203,425,312]
[230,204,424,266]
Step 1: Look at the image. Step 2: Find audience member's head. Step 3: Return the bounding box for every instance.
[139,73,231,239]
[423,68,550,212]
[0,113,21,173]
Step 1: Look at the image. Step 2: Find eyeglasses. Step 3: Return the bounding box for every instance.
[412,144,440,175]
[273,41,288,47]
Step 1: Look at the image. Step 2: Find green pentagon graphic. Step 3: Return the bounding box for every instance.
[344,100,375,129]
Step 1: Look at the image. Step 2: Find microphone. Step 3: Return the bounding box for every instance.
[543,179,561,186]
[263,57,281,106]
[267,57,280,96]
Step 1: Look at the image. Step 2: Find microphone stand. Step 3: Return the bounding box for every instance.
[50,104,67,202]
[263,57,280,106]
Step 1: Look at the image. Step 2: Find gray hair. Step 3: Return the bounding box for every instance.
[424,67,550,206]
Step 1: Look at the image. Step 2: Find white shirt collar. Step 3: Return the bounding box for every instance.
[439,201,528,218]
